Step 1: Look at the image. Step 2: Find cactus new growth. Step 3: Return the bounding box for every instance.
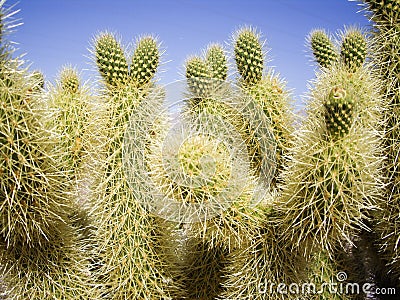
[310,29,338,68]
[234,27,264,86]
[131,36,160,86]
[340,29,368,71]
[185,55,213,98]
[95,33,129,87]
[60,67,80,94]
[205,44,228,81]
[324,86,355,139]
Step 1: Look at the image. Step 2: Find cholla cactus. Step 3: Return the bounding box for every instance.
[131,36,160,86]
[360,0,400,279]
[310,28,368,72]
[234,27,264,86]
[340,29,368,71]
[233,26,293,185]
[220,211,307,300]
[205,44,228,80]
[0,2,93,298]
[91,31,170,299]
[309,29,338,68]
[48,66,88,176]
[95,32,129,87]
[278,60,384,257]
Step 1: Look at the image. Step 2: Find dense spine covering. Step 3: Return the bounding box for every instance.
[234,27,264,86]
[205,44,228,81]
[0,2,93,298]
[278,59,384,257]
[91,32,169,299]
[361,0,400,280]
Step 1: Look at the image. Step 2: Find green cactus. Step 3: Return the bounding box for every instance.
[60,67,80,94]
[95,32,129,87]
[185,55,213,98]
[234,27,264,86]
[278,63,384,257]
[309,29,338,68]
[340,29,367,71]
[130,36,160,86]
[324,86,355,139]
[205,43,228,81]
[91,32,171,299]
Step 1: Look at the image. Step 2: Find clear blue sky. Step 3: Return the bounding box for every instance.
[8,0,369,107]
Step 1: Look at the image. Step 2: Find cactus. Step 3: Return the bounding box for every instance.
[233,26,293,186]
[0,225,94,300]
[205,44,228,81]
[278,62,384,257]
[360,0,400,280]
[220,211,307,300]
[130,36,160,86]
[91,32,170,299]
[324,86,355,139]
[310,28,367,72]
[31,70,45,90]
[309,29,338,68]
[185,55,212,98]
[0,3,93,298]
[48,66,89,176]
[234,27,264,86]
[94,32,129,87]
[340,28,368,71]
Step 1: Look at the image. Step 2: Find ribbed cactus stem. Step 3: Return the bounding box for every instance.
[310,30,338,68]
[95,32,129,87]
[234,27,264,86]
[340,29,367,71]
[131,36,160,86]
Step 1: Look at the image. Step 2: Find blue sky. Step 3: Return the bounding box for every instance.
[9,0,369,107]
